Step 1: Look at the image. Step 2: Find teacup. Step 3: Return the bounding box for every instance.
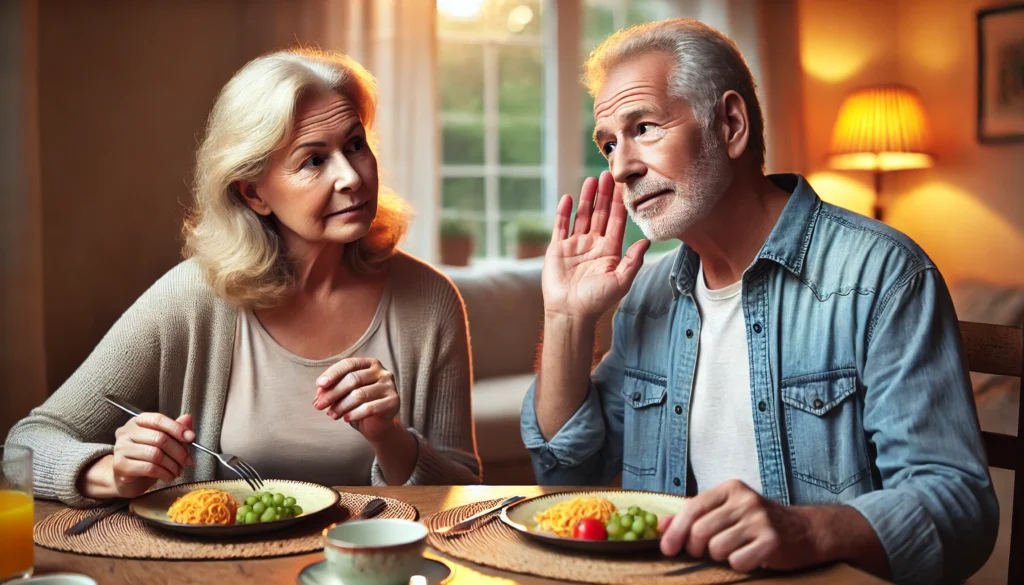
[322,519,428,585]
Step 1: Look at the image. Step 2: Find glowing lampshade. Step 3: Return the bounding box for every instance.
[828,85,934,172]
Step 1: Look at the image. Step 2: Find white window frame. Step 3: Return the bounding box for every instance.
[438,0,683,260]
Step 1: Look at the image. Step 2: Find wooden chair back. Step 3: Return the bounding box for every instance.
[959,320,1023,584]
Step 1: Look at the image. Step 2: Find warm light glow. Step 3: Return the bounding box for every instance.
[437,0,486,20]
[889,181,1024,287]
[828,85,934,172]
[806,171,876,218]
[507,5,534,33]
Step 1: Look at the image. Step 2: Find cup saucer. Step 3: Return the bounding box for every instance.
[297,556,452,585]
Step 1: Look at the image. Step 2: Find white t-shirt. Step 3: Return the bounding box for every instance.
[688,262,763,494]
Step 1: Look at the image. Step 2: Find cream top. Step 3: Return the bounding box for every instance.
[218,281,398,486]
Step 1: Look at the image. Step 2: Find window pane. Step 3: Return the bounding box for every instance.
[441,177,485,213]
[498,45,543,117]
[584,3,615,42]
[626,0,678,25]
[499,118,542,165]
[443,120,485,165]
[499,176,543,213]
[439,42,484,114]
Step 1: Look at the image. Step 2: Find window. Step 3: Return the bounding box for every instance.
[438,0,682,262]
[580,0,682,257]
[438,0,546,260]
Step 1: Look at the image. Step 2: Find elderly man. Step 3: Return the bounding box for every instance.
[521,18,997,584]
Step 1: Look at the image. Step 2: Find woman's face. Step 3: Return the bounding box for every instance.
[239,89,379,247]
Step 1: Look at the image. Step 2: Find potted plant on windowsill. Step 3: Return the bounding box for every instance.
[504,217,550,260]
[440,218,474,266]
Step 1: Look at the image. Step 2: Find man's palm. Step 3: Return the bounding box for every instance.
[543,173,650,319]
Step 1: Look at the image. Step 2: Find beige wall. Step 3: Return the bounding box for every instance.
[799,0,1024,287]
[36,0,335,393]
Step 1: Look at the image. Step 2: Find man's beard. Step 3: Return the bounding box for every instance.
[624,129,733,242]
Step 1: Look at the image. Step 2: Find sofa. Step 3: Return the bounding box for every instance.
[443,258,614,484]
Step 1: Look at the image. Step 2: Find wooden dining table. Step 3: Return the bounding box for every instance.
[32,485,890,585]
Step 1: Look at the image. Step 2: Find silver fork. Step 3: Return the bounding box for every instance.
[103,394,265,491]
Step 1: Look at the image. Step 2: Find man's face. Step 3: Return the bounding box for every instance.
[592,52,732,241]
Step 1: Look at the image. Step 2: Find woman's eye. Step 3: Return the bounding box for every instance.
[346,136,366,153]
[638,122,655,135]
[304,154,325,168]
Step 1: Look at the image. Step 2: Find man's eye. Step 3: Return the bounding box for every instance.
[602,142,616,155]
[638,122,655,135]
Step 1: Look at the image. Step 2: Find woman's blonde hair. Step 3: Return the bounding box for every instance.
[184,48,410,307]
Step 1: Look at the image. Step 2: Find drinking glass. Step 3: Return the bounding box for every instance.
[1,445,33,581]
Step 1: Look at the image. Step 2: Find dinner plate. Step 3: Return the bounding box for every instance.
[130,479,339,536]
[499,489,687,552]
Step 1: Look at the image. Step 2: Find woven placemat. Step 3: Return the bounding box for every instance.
[34,491,417,560]
[424,499,749,585]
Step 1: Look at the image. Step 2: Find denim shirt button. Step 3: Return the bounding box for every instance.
[753,323,763,334]
[674,405,683,415]
[632,392,642,402]
[685,329,694,338]
[758,401,767,412]
[813,398,824,409]
[673,477,681,487]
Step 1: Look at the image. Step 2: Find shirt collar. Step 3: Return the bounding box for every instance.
[668,173,821,297]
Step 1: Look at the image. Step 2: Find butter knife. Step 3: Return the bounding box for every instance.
[65,501,130,536]
[433,495,525,535]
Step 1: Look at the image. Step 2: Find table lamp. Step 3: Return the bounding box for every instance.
[827,85,934,221]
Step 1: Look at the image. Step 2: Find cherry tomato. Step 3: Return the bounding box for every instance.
[573,518,608,541]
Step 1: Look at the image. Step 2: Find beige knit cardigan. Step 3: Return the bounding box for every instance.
[7,252,481,507]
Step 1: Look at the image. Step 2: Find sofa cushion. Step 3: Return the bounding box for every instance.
[471,373,535,464]
[445,260,546,380]
[444,259,616,381]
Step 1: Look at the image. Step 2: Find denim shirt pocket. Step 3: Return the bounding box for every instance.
[620,369,667,478]
[781,369,870,494]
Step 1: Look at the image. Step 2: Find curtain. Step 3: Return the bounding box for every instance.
[320,0,441,263]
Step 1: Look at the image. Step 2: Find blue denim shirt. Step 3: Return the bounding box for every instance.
[521,174,998,585]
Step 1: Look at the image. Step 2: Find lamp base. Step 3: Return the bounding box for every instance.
[873,171,884,222]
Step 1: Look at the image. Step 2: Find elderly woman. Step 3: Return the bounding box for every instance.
[6,49,480,507]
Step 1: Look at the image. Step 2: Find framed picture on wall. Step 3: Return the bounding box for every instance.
[977,4,1024,144]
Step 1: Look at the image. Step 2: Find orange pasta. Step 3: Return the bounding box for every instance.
[167,488,240,525]
[535,497,617,537]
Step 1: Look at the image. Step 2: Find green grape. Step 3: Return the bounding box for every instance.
[606,522,624,538]
[275,506,284,517]
[244,511,258,524]
[235,512,245,524]
[252,501,266,515]
[283,497,296,508]
[261,494,274,507]
[619,514,634,528]
[622,531,639,541]
[272,493,285,506]
[237,505,252,516]
[631,518,647,534]
[644,513,657,526]
[282,507,294,518]
[260,508,276,523]
[643,527,658,539]
[627,506,640,516]
[292,505,303,516]
[244,496,259,507]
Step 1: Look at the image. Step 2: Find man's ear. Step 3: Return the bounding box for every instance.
[236,181,272,216]
[718,90,750,161]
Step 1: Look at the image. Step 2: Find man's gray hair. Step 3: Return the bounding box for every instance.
[584,18,765,167]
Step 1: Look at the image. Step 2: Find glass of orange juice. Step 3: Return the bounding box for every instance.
[1,445,33,582]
